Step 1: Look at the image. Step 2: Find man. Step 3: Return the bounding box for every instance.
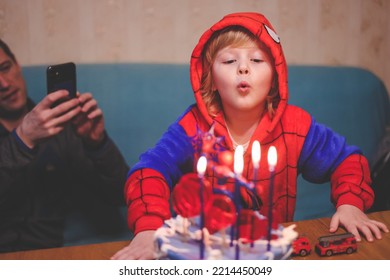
[0,39,129,252]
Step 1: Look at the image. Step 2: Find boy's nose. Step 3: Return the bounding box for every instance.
[238,65,249,75]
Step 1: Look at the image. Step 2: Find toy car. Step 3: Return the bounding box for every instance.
[292,236,311,257]
[315,232,357,257]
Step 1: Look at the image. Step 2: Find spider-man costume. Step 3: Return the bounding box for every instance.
[125,12,374,235]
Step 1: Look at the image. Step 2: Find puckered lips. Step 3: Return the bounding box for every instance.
[237,81,251,94]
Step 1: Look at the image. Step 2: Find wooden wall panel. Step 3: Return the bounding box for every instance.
[1,0,389,94]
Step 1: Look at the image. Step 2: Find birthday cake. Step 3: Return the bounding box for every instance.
[154,127,298,260]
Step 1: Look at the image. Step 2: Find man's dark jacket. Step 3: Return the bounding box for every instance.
[0,99,129,252]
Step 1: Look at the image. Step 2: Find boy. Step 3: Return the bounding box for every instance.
[112,12,388,260]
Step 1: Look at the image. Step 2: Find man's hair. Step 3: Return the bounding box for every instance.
[0,39,16,62]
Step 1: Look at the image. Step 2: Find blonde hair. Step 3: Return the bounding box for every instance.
[200,26,280,118]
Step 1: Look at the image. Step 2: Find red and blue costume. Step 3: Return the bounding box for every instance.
[125,13,374,235]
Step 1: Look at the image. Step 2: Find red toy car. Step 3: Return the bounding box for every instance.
[292,236,311,257]
[315,232,357,257]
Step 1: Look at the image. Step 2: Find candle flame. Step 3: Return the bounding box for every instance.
[197,156,207,177]
[251,140,261,169]
[267,146,277,171]
[234,145,244,175]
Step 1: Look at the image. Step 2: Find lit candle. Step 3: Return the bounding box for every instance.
[267,146,277,251]
[267,146,277,171]
[250,140,261,246]
[197,156,207,259]
[251,140,261,170]
[197,156,207,178]
[251,140,261,195]
[233,145,244,259]
[234,145,244,176]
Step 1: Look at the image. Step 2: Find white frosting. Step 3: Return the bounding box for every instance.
[154,215,298,260]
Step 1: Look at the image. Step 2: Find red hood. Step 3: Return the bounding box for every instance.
[189,12,288,141]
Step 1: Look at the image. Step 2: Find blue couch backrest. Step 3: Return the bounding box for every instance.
[22,63,390,244]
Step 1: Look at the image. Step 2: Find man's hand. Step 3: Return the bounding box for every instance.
[72,92,105,147]
[16,90,80,148]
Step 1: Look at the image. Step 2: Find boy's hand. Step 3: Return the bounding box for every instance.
[330,204,389,242]
[111,230,156,260]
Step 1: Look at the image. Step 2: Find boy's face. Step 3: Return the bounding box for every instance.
[0,48,27,118]
[211,41,273,115]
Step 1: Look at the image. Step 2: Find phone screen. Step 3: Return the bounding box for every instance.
[46,62,77,98]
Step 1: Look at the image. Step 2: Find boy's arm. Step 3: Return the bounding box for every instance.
[298,118,374,210]
[125,122,194,234]
[331,154,374,211]
[125,169,171,234]
[330,156,387,242]
[298,119,388,241]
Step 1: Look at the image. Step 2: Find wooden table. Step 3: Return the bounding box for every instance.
[287,210,390,260]
[0,211,389,260]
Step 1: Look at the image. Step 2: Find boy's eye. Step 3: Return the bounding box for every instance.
[251,59,263,63]
[223,60,236,64]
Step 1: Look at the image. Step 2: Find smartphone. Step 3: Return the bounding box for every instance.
[46,62,77,101]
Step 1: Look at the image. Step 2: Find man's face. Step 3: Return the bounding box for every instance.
[0,48,27,118]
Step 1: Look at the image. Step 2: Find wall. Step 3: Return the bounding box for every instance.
[1,0,390,94]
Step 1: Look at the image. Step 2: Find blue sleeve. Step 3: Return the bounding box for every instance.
[128,121,194,189]
[298,118,362,183]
